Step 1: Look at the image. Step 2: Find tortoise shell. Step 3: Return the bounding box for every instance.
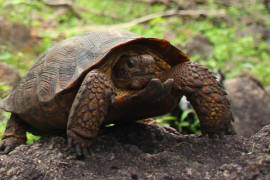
[0,30,234,156]
[0,30,189,130]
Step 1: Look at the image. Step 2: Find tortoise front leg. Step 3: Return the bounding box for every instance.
[162,61,235,136]
[0,114,27,154]
[67,70,115,157]
[108,78,177,123]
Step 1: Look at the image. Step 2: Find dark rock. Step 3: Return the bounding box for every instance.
[0,62,21,88]
[263,0,270,12]
[266,86,270,94]
[263,29,270,50]
[0,18,32,50]
[224,77,270,137]
[214,0,243,8]
[236,24,265,45]
[184,34,213,60]
[163,29,177,44]
[0,63,20,121]
[0,123,270,180]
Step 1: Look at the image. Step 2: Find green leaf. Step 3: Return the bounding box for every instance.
[26,132,40,145]
[0,53,12,60]
[156,116,176,122]
[180,109,195,121]
[178,121,190,127]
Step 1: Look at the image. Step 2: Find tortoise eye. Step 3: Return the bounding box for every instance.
[127,59,134,68]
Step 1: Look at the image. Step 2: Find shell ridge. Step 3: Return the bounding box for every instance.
[1,30,190,114]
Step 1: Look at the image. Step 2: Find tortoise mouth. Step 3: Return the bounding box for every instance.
[113,73,155,90]
[116,73,155,83]
[130,72,155,77]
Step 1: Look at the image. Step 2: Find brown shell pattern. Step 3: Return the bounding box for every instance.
[0,30,189,114]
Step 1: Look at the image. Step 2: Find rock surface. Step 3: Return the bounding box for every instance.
[184,34,213,60]
[224,77,270,137]
[0,123,270,180]
[0,18,32,50]
[0,62,21,88]
[0,62,21,121]
[236,24,265,45]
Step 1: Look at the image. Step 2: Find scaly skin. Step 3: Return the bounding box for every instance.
[107,78,176,123]
[66,70,115,157]
[0,59,234,157]
[160,61,234,136]
[0,54,170,157]
[0,114,26,154]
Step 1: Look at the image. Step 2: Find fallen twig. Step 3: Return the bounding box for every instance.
[73,4,121,20]
[135,0,206,5]
[47,8,74,21]
[42,0,120,20]
[32,9,225,38]
[135,0,173,4]
[66,9,226,33]
[43,0,82,19]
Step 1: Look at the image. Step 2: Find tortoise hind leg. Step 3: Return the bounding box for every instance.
[67,70,115,157]
[165,61,235,137]
[0,113,27,154]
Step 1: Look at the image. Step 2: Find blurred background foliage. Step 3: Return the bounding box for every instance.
[0,0,270,138]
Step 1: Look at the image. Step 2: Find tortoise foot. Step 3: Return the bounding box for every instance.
[200,120,235,139]
[67,130,92,158]
[67,70,114,157]
[145,78,174,99]
[166,61,234,136]
[0,137,25,154]
[130,78,174,103]
[0,114,26,154]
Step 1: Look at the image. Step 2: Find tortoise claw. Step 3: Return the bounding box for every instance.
[67,137,72,148]
[143,78,174,101]
[206,130,226,139]
[218,132,225,139]
[1,146,12,154]
[145,78,163,91]
[207,133,219,139]
[162,78,174,96]
[66,130,92,158]
[75,144,91,158]
[82,147,90,158]
[0,137,24,154]
[76,144,82,157]
[0,141,4,151]
[67,137,91,158]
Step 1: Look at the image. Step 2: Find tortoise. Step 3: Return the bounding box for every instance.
[0,30,234,157]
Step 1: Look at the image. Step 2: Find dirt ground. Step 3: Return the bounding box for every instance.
[225,77,270,137]
[0,123,269,180]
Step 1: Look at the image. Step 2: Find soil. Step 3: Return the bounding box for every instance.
[0,123,270,180]
[224,77,270,137]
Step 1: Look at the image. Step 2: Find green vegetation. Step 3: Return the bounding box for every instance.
[0,119,7,140]
[1,0,269,83]
[0,0,269,140]
[156,109,201,134]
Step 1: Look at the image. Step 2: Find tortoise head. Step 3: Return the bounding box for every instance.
[112,54,156,89]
